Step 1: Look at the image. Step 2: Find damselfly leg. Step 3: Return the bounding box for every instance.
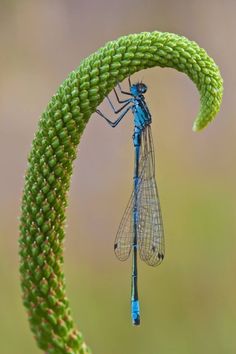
[96,106,132,128]
[106,96,131,114]
[96,80,133,127]
[117,77,132,96]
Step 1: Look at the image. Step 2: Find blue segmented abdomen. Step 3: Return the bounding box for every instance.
[131,299,140,326]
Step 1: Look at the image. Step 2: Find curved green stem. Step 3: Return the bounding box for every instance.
[19,31,223,353]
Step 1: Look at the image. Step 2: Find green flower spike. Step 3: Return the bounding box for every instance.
[19,31,223,354]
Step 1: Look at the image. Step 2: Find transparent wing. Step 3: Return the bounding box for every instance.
[114,125,165,265]
[137,126,165,266]
[114,190,134,261]
[113,132,150,261]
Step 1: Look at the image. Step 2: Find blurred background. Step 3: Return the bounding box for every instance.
[0,0,235,353]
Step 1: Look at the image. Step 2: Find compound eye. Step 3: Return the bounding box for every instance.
[141,85,147,93]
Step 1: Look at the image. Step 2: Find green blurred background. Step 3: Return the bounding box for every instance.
[0,0,235,353]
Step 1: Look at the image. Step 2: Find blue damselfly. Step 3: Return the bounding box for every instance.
[96,77,165,326]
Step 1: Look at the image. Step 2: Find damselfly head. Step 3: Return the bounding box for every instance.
[131,82,148,96]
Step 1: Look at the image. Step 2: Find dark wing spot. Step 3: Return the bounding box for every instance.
[114,243,118,250]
